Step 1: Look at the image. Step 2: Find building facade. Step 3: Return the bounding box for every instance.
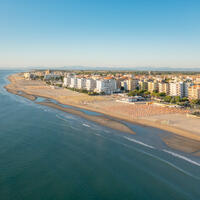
[188,85,200,99]
[86,79,96,91]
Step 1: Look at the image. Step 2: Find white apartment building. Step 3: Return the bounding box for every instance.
[63,77,71,87]
[86,79,96,91]
[169,82,190,98]
[169,82,184,97]
[69,77,78,88]
[63,73,75,87]
[77,78,86,89]
[95,78,117,94]
[24,72,36,80]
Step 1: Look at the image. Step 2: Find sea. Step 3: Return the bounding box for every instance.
[0,70,200,200]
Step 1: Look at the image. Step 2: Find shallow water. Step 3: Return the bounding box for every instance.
[0,70,200,200]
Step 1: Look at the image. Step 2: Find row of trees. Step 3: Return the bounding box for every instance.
[128,89,151,97]
[65,87,101,95]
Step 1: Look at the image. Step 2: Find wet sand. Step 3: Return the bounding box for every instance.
[6,88,36,101]
[162,134,200,154]
[37,102,135,135]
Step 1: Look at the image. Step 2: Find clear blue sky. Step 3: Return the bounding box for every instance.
[0,0,200,68]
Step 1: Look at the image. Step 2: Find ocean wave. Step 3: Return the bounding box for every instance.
[82,123,91,128]
[163,149,200,167]
[94,133,101,137]
[56,114,70,123]
[104,137,199,179]
[123,136,155,149]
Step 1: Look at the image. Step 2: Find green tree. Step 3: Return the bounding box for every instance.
[181,97,188,102]
[159,92,166,97]
[174,96,181,103]
[164,96,172,102]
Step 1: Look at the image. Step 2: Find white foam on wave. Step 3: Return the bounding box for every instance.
[82,123,91,128]
[56,114,70,123]
[91,132,101,137]
[163,149,200,167]
[113,138,199,179]
[123,136,155,149]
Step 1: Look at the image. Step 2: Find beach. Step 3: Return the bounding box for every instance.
[5,73,200,155]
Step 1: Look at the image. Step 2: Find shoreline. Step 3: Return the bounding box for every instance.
[36,101,135,135]
[4,73,200,155]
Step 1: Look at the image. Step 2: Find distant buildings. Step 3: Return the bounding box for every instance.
[24,71,200,100]
[44,74,61,80]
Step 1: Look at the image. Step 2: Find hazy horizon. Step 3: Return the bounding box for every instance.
[1,0,200,69]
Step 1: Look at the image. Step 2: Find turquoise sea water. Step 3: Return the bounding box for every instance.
[0,70,200,200]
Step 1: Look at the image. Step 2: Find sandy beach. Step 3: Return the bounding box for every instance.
[37,101,135,135]
[5,73,200,155]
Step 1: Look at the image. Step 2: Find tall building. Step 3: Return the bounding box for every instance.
[188,85,200,99]
[77,78,86,89]
[148,81,158,93]
[63,73,74,87]
[169,82,184,97]
[86,79,96,91]
[158,82,170,95]
[95,78,117,94]
[120,80,128,91]
[127,79,138,91]
[183,82,191,97]
[169,82,190,98]
[70,77,78,88]
[138,80,148,90]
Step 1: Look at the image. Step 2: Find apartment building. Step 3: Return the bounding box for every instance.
[77,78,86,89]
[120,80,128,91]
[127,79,138,91]
[95,78,117,94]
[138,80,148,90]
[69,77,78,88]
[148,81,158,93]
[169,82,190,98]
[188,85,200,99]
[183,82,191,97]
[158,82,170,95]
[86,79,96,91]
[169,82,184,97]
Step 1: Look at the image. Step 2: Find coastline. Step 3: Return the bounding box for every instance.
[36,101,135,135]
[4,75,135,135]
[4,73,200,155]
